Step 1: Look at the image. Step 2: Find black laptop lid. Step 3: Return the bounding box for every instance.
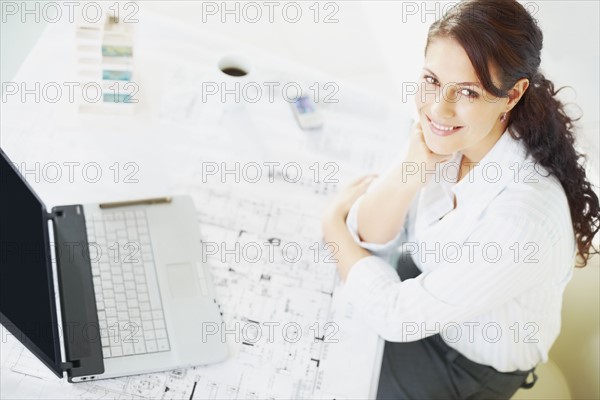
[0,148,63,378]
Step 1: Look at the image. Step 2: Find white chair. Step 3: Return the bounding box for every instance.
[513,253,600,399]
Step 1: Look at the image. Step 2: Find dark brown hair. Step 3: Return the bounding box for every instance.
[426,0,599,267]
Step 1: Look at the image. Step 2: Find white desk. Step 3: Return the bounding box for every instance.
[0,4,411,399]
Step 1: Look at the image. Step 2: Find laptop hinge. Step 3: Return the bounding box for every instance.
[46,211,59,220]
[61,361,74,371]
[51,205,105,380]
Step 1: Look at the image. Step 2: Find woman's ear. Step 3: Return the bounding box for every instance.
[507,78,530,111]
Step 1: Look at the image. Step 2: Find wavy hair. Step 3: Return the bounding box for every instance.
[426,0,599,266]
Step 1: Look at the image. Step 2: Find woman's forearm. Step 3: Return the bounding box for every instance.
[322,213,372,281]
[357,165,423,244]
[355,122,449,244]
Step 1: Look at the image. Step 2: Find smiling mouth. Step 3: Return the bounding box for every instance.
[427,116,463,136]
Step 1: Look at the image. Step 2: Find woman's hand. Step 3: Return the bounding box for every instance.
[403,122,451,187]
[322,175,377,281]
[322,174,378,222]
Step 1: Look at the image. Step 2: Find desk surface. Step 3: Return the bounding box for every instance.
[0,5,410,399]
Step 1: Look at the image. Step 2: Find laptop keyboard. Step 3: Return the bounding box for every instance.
[86,209,171,358]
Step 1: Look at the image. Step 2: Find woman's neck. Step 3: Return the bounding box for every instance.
[457,122,507,182]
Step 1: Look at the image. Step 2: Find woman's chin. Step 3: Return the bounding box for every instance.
[423,133,456,156]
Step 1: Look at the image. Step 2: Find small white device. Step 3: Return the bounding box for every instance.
[290,95,324,130]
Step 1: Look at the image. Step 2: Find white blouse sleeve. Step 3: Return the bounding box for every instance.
[345,195,408,261]
[343,210,559,343]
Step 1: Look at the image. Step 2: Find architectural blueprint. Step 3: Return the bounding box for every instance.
[0,9,412,399]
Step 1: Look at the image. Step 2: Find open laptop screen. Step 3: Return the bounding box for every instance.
[0,149,63,377]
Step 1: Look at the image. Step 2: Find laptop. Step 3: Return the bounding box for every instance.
[0,148,228,382]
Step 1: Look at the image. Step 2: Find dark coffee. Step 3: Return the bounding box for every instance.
[220,67,247,77]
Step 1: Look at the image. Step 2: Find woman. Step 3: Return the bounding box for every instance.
[321,0,600,399]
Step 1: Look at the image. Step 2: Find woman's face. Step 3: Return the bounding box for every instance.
[415,37,509,160]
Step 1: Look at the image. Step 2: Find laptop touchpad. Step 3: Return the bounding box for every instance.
[167,262,199,298]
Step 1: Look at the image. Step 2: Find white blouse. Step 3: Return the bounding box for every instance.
[344,128,576,372]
